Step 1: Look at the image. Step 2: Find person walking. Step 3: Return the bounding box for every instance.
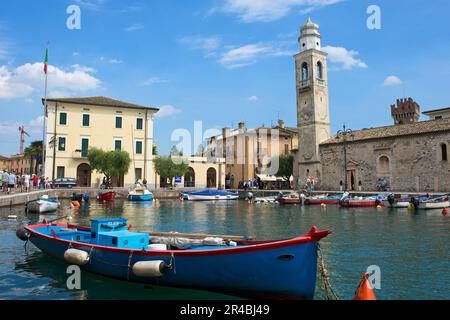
[7,172,16,194]
[24,173,30,193]
[1,171,8,193]
[33,174,39,190]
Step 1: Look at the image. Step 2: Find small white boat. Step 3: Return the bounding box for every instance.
[186,190,239,201]
[254,196,280,204]
[27,196,60,213]
[128,187,154,202]
[384,195,411,208]
[417,201,450,210]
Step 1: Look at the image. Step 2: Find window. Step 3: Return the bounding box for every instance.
[82,114,90,127]
[57,166,65,179]
[441,144,448,161]
[59,112,67,125]
[135,141,143,154]
[115,140,122,151]
[435,116,443,120]
[316,61,323,80]
[115,116,122,129]
[81,138,89,157]
[301,62,309,81]
[58,137,66,151]
[135,168,142,181]
[136,118,143,130]
[284,144,289,155]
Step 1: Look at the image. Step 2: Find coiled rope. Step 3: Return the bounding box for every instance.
[317,244,340,300]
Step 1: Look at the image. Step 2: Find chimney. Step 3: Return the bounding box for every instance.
[278,119,286,128]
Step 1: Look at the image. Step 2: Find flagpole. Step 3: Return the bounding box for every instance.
[42,43,48,179]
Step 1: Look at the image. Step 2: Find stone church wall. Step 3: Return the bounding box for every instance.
[319,132,450,192]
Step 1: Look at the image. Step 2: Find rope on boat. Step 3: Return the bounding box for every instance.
[317,244,340,300]
[127,251,133,280]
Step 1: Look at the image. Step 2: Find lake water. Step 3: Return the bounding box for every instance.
[0,199,449,300]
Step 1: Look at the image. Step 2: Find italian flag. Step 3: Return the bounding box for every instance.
[43,48,48,74]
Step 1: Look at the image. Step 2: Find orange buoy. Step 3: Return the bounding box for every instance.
[71,201,80,208]
[353,272,377,300]
[443,208,448,216]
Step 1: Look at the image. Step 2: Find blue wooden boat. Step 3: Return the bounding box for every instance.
[71,193,90,202]
[18,218,331,299]
[128,188,154,202]
[185,189,239,201]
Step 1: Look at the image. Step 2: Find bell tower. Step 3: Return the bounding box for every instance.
[294,17,331,187]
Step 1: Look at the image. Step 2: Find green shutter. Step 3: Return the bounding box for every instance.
[136,118,143,130]
[58,137,66,151]
[59,113,67,125]
[81,139,89,157]
[136,141,142,154]
[115,140,122,151]
[83,114,90,127]
[116,117,122,128]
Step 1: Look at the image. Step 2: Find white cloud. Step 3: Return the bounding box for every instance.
[222,0,343,23]
[322,46,367,70]
[248,95,259,102]
[383,75,403,87]
[72,64,96,73]
[74,0,107,11]
[177,35,221,57]
[100,56,123,64]
[0,115,45,136]
[125,23,144,32]
[72,52,80,57]
[0,62,101,100]
[154,105,181,118]
[219,42,293,69]
[141,77,168,86]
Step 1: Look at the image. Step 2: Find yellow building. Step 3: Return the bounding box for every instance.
[0,156,10,171]
[207,120,298,189]
[43,96,159,187]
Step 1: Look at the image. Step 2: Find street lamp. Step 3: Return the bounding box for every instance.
[337,124,353,192]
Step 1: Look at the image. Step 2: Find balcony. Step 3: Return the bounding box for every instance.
[72,150,88,159]
[298,79,311,92]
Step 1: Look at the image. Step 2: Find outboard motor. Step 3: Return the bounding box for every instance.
[387,194,395,206]
[410,197,420,209]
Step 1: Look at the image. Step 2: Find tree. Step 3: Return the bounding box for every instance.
[88,148,131,185]
[268,155,294,181]
[152,144,158,156]
[24,140,43,174]
[170,145,183,156]
[154,156,189,187]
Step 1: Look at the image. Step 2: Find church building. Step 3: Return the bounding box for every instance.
[294,18,450,192]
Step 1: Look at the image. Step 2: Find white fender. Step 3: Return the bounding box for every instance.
[64,249,90,266]
[132,260,168,277]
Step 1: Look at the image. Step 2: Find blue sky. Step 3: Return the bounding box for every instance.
[1,0,450,156]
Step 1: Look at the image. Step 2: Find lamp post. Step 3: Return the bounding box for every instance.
[337,124,353,192]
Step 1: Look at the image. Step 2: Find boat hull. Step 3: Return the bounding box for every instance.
[25,224,330,300]
[128,194,154,202]
[304,198,340,205]
[98,191,116,201]
[279,198,301,205]
[339,200,379,208]
[187,194,239,201]
[72,194,90,202]
[383,200,410,208]
[26,200,60,213]
[417,201,450,210]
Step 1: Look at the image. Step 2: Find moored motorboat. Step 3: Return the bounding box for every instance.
[26,196,60,213]
[98,191,116,201]
[303,194,342,205]
[410,194,450,210]
[279,193,302,205]
[339,196,382,208]
[18,218,331,300]
[383,194,410,208]
[185,190,239,201]
[128,187,154,201]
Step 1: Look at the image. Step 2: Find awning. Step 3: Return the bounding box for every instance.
[256,174,293,182]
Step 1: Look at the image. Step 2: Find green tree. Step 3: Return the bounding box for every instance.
[152,144,158,156]
[24,140,43,174]
[88,148,131,184]
[268,155,294,181]
[154,156,189,187]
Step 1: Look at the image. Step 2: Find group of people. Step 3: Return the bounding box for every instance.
[0,171,51,194]
[240,177,264,191]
